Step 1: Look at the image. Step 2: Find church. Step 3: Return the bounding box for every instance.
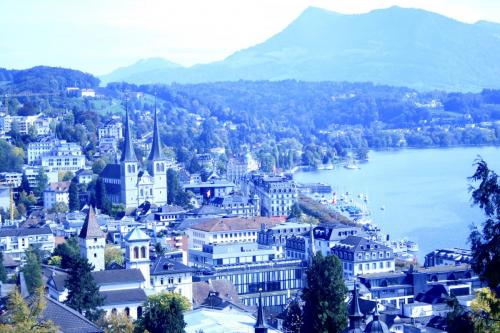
[100,104,168,210]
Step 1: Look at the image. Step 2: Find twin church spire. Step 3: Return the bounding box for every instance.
[120,94,164,164]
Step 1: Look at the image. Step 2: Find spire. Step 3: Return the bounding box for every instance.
[79,206,105,239]
[148,93,164,161]
[120,97,137,162]
[347,283,364,330]
[254,289,268,333]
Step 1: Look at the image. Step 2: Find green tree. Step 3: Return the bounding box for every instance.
[0,252,8,282]
[301,252,347,333]
[468,159,500,290]
[446,296,475,333]
[288,203,303,220]
[105,245,124,268]
[35,168,48,197]
[470,287,500,332]
[0,139,23,172]
[65,257,104,321]
[102,312,134,333]
[53,237,80,269]
[61,171,74,182]
[22,248,42,294]
[167,168,179,204]
[51,202,68,214]
[20,173,31,193]
[283,299,303,333]
[95,177,111,214]
[134,292,190,333]
[68,180,80,212]
[0,286,57,333]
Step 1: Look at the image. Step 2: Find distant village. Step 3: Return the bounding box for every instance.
[0,88,485,333]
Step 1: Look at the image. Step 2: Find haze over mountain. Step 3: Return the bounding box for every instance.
[100,58,182,85]
[101,6,500,91]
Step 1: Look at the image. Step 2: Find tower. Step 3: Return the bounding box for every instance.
[254,289,268,333]
[125,227,151,288]
[147,95,167,206]
[343,283,364,333]
[120,99,139,209]
[79,206,106,271]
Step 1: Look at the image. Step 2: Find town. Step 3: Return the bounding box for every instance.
[0,83,495,333]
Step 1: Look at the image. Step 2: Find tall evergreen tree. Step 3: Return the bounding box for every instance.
[65,257,104,321]
[19,173,31,193]
[301,252,347,333]
[468,159,500,290]
[167,168,178,205]
[68,179,80,212]
[34,168,48,197]
[283,299,303,333]
[95,177,111,214]
[52,237,80,269]
[0,252,8,282]
[21,248,42,294]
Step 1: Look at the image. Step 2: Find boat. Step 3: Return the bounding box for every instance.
[344,157,359,170]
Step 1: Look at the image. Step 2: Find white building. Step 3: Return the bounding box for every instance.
[331,236,395,280]
[98,119,123,141]
[40,141,86,172]
[185,216,284,249]
[43,181,70,210]
[23,166,58,188]
[0,225,55,260]
[244,174,298,217]
[150,256,193,302]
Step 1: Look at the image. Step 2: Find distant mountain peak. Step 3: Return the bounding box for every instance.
[100,7,500,92]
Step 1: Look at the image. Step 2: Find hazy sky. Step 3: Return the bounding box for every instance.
[1,0,499,75]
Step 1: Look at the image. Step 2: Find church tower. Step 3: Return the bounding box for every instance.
[147,96,168,206]
[79,206,106,271]
[125,227,151,288]
[120,99,139,209]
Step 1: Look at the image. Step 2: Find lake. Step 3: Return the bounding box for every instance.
[294,147,500,260]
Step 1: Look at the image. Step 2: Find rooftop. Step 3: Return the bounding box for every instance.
[189,216,284,232]
[100,288,147,306]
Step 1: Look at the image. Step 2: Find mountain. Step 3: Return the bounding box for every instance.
[100,57,182,85]
[0,66,99,93]
[101,6,500,91]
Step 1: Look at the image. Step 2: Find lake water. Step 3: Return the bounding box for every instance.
[294,147,500,260]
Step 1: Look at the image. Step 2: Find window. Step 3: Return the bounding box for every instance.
[134,246,139,259]
[141,246,147,258]
[124,307,130,317]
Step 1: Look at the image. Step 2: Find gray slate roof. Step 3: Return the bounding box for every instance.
[92,268,145,285]
[150,256,194,276]
[79,206,106,239]
[148,106,165,161]
[100,288,147,306]
[0,225,52,237]
[42,296,103,333]
[335,236,391,252]
[120,106,137,162]
[99,164,120,179]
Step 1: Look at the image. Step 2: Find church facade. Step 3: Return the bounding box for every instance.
[100,105,168,210]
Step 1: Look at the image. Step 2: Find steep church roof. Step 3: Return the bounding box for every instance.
[79,206,105,239]
[120,100,137,162]
[124,227,150,242]
[148,97,165,161]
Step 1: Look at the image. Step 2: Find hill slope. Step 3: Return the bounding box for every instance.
[101,6,500,91]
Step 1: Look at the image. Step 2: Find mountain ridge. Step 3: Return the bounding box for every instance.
[100,6,500,92]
